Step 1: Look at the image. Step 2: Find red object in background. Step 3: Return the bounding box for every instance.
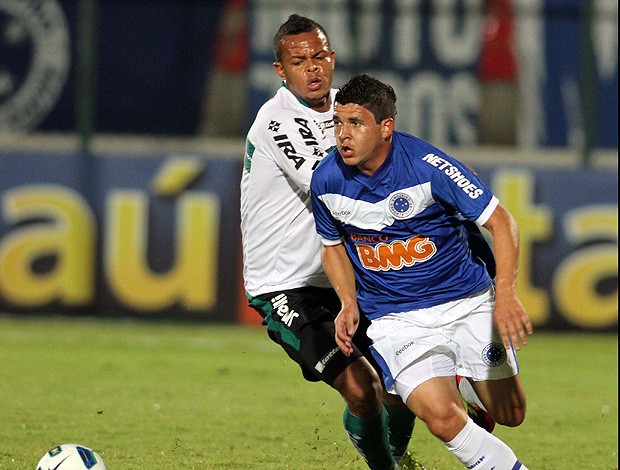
[214,0,249,74]
[478,0,518,81]
[237,240,262,325]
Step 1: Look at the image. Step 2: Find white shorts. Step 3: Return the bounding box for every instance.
[367,287,519,401]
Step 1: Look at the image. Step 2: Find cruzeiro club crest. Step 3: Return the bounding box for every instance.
[388,192,415,220]
[0,0,71,132]
[482,342,507,367]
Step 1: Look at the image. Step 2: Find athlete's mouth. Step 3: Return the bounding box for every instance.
[339,144,353,157]
[308,77,322,91]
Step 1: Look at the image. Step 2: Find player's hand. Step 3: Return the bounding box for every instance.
[493,292,533,351]
[335,306,360,357]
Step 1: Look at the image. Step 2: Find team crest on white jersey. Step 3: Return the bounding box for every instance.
[388,192,415,220]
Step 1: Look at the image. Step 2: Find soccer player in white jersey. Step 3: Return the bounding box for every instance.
[310,74,533,470]
[240,15,418,470]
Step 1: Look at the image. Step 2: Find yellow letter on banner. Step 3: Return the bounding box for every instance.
[104,190,219,311]
[492,170,553,325]
[0,185,96,306]
[553,205,618,328]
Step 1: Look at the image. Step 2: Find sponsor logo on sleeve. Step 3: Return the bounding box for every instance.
[422,153,485,199]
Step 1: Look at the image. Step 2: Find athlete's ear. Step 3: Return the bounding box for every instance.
[273,61,286,80]
[381,118,395,140]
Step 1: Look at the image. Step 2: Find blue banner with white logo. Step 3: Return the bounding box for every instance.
[1,0,616,146]
[0,0,223,135]
[247,0,618,149]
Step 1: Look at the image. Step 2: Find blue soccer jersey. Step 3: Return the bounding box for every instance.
[310,131,496,320]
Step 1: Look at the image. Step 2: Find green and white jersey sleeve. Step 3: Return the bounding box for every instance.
[240,85,337,296]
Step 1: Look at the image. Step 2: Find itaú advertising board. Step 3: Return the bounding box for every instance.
[0,149,242,321]
[0,149,617,330]
[474,167,617,331]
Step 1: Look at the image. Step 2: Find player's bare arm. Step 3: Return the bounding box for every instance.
[321,243,359,356]
[483,204,533,350]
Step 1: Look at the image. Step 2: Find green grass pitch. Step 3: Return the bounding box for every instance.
[0,315,617,469]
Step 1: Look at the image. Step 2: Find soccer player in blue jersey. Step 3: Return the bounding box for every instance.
[310,74,532,470]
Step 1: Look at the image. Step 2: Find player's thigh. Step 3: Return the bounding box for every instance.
[298,319,370,386]
[453,290,520,382]
[298,320,384,416]
[252,287,357,384]
[471,375,527,426]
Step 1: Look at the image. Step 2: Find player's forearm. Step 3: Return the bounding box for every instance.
[485,205,520,298]
[322,243,357,307]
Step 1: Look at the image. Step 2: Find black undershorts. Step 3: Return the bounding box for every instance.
[248,286,376,386]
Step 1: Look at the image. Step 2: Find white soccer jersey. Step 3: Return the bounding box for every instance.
[241,85,337,296]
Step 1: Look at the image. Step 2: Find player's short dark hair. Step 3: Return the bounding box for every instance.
[335,74,397,123]
[273,14,330,62]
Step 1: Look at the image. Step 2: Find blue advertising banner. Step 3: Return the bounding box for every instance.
[542,0,618,148]
[0,148,617,330]
[0,149,242,321]
[0,0,224,134]
[2,0,615,145]
[474,165,618,331]
[247,0,618,148]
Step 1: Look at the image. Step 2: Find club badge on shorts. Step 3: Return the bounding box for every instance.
[482,342,507,367]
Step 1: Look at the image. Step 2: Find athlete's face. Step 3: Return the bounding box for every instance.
[274,29,335,113]
[333,103,394,175]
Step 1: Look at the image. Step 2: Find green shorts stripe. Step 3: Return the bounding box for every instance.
[247,292,301,350]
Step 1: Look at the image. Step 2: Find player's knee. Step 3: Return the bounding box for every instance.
[417,402,467,442]
[425,411,467,442]
[348,377,383,408]
[338,369,383,416]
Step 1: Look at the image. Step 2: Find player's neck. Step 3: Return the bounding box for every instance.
[308,95,331,113]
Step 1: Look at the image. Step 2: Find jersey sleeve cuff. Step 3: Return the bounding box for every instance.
[321,236,345,246]
[476,196,499,226]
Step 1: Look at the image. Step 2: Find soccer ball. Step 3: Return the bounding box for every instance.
[36,444,107,470]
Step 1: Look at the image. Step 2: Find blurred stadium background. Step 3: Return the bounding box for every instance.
[0,0,617,334]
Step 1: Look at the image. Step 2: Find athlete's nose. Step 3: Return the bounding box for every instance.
[337,124,346,140]
[338,123,351,140]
